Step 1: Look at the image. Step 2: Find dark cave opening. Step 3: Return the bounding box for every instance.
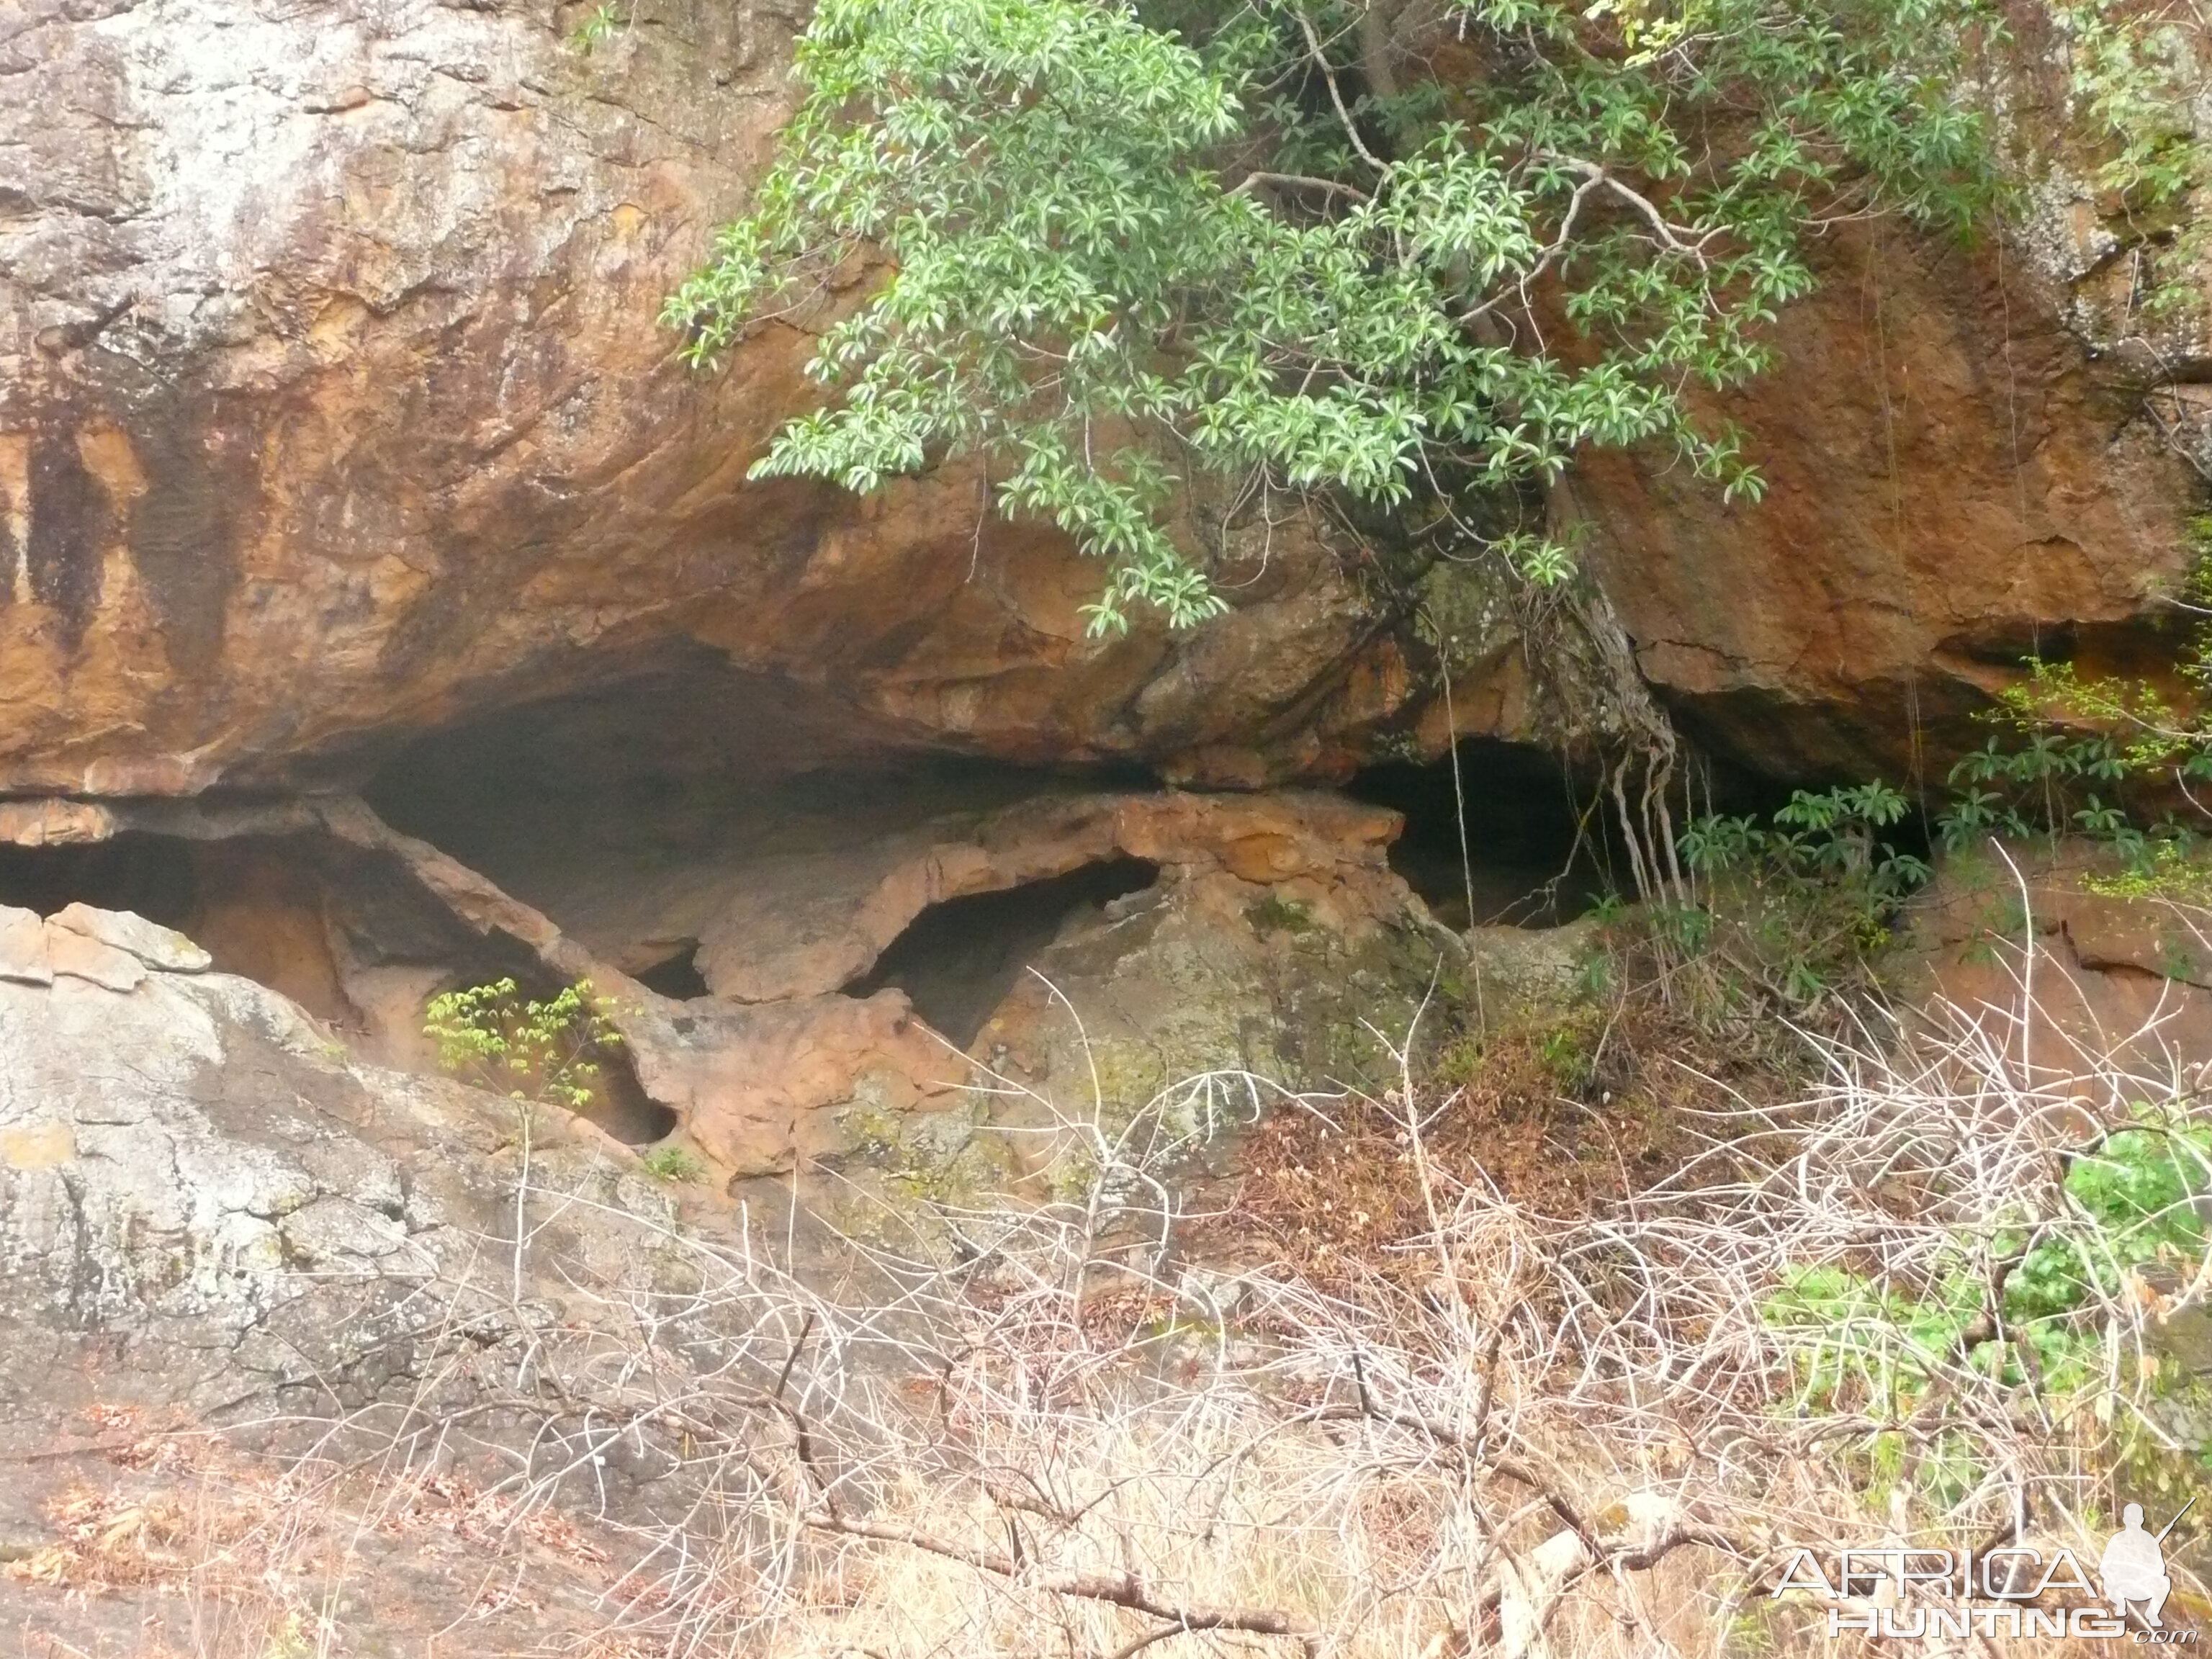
[359,661,1160,884]
[845,858,1162,1048]
[0,828,676,1146]
[0,833,199,932]
[1349,740,1613,930]
[356,660,1164,986]
[634,942,711,1001]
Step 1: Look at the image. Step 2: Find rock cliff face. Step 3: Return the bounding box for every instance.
[0,15,2207,1642]
[1573,217,2206,784]
[5,0,2201,803]
[1,0,2206,1190]
[0,0,1412,797]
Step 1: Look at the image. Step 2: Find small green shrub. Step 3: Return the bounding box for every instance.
[2049,0,2210,323]
[1244,894,1314,935]
[640,1145,708,1183]
[568,1,624,53]
[1926,521,2212,897]
[423,978,625,1111]
[1763,1109,2212,1503]
[1668,783,1931,1008]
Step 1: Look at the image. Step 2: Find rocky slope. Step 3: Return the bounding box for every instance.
[1,6,2210,1645]
[1,0,2207,1305]
[5,0,2203,803]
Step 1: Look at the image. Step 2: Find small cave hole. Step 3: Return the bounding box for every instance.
[1350,740,1611,930]
[581,1055,680,1146]
[0,834,199,930]
[634,942,711,1001]
[0,828,680,1141]
[845,858,1161,1048]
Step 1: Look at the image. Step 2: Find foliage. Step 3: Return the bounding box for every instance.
[569,2,626,53]
[1764,1107,2212,1503]
[1668,782,1931,1005]
[1926,524,2212,897]
[1683,783,1929,894]
[639,1144,708,1183]
[423,978,626,1112]
[1244,893,1315,935]
[666,0,1996,631]
[2049,0,2208,323]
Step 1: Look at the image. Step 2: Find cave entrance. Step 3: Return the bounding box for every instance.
[0,827,675,1146]
[1350,740,1612,930]
[356,658,1161,988]
[0,833,199,932]
[634,942,711,1001]
[845,858,1161,1048]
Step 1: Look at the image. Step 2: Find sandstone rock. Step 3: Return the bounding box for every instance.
[0,0,1403,799]
[928,817,1453,1200]
[1897,840,2212,1093]
[42,926,145,992]
[0,963,673,1412]
[48,903,212,973]
[0,800,114,847]
[0,907,52,986]
[1,0,2196,808]
[1575,217,2203,782]
[1463,919,1600,1005]
[688,790,1403,1004]
[39,787,1444,1185]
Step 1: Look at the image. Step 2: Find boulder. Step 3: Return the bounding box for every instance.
[0,952,673,1413]
[48,903,212,973]
[42,927,145,992]
[0,907,52,986]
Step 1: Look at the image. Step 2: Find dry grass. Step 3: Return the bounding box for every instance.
[1203,994,1707,1285]
[9,956,2210,1658]
[410,954,2208,1656]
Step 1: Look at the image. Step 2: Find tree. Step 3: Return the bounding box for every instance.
[664,0,1992,633]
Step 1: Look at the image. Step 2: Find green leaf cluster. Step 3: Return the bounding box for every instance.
[639,1144,708,1182]
[569,2,625,54]
[1765,1111,2212,1501]
[1667,783,1932,1002]
[1930,526,2212,895]
[423,977,626,1112]
[666,0,1997,631]
[2049,0,2208,321]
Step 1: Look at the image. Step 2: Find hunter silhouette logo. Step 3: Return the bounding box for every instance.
[2103,1500,2193,1627]
[1775,1498,2200,1642]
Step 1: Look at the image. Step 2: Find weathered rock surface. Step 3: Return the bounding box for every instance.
[0,904,51,984]
[0,904,816,1659]
[0,0,1425,799]
[688,789,1405,1003]
[48,899,212,971]
[0,786,1452,1180]
[1574,217,2206,783]
[45,925,145,992]
[0,914,666,1413]
[2,0,2203,805]
[1900,842,2212,1085]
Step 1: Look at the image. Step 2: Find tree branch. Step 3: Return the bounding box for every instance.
[1536,153,1711,261]
[1233,170,1372,204]
[799,1506,1318,1645]
[1293,9,1388,174]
